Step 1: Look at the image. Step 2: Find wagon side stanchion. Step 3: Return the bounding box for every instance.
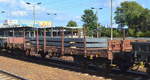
[109,40,113,66]
[23,28,26,50]
[12,28,15,49]
[51,27,53,38]
[7,30,10,49]
[83,27,87,57]
[24,28,30,56]
[79,26,88,71]
[71,28,73,38]
[43,28,46,53]
[9,28,15,55]
[61,27,64,55]
[36,28,39,54]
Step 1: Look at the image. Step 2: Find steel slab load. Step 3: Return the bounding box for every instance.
[0,38,7,47]
[29,37,108,48]
[29,37,107,42]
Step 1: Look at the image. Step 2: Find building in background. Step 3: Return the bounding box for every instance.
[4,20,18,25]
[19,20,53,27]
[0,20,53,28]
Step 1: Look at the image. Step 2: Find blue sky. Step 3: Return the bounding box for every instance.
[0,0,150,27]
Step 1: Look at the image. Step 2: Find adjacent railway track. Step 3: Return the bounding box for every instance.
[0,70,27,80]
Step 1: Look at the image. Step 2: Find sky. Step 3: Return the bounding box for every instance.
[0,0,150,27]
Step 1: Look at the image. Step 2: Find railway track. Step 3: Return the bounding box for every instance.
[0,52,150,80]
[23,57,150,79]
[0,70,27,80]
[31,57,150,76]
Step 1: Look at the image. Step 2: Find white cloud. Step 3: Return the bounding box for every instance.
[74,16,81,20]
[0,0,47,13]
[73,16,81,22]
[55,15,67,21]
[11,11,27,16]
[1,0,60,18]
[0,0,17,5]
[0,0,10,2]
[75,15,82,21]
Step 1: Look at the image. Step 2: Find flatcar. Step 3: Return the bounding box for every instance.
[0,26,149,74]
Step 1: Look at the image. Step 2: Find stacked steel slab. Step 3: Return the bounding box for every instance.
[29,37,108,48]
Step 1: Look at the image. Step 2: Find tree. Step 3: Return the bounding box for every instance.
[67,20,77,27]
[114,1,144,31]
[128,28,136,37]
[81,9,98,37]
[114,1,150,37]
[100,26,121,37]
[138,9,150,31]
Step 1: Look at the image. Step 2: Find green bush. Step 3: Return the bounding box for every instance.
[136,31,145,37]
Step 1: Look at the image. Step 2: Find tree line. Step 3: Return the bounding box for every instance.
[66,1,150,37]
[115,1,150,37]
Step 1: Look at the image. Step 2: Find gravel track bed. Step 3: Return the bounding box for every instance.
[0,53,149,80]
[0,55,110,80]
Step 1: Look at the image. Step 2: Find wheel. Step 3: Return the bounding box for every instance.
[10,48,14,55]
[147,68,150,75]
[47,50,53,58]
[94,58,111,75]
[73,55,88,70]
[118,63,130,72]
[80,60,88,72]
[39,50,48,58]
[145,63,150,75]
[25,49,31,56]
[117,53,133,72]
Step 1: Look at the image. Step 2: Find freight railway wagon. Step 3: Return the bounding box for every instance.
[0,26,149,73]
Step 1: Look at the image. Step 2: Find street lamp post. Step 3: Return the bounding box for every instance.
[91,7,103,38]
[26,2,41,28]
[110,0,114,65]
[26,2,42,53]
[110,0,113,40]
[0,11,5,36]
[47,13,57,38]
